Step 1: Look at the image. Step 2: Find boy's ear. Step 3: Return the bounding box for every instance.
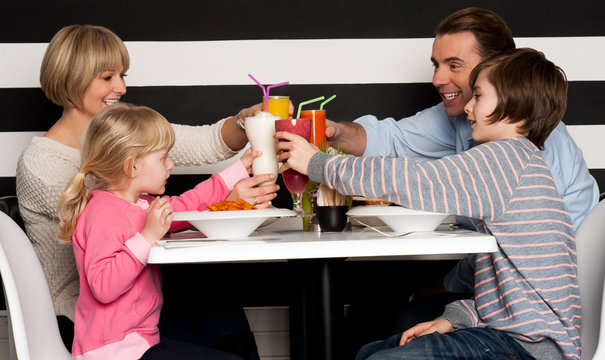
[123,157,138,179]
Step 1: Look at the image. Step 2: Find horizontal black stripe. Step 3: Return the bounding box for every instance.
[1,169,604,208]
[1,0,604,43]
[590,169,605,196]
[2,81,604,132]
[0,178,15,197]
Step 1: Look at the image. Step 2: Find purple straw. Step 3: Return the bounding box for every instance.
[267,81,289,95]
[248,74,267,97]
[264,81,290,112]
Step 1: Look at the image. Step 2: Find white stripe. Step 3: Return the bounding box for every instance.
[566,125,605,169]
[1,126,603,177]
[2,37,605,88]
[0,132,45,177]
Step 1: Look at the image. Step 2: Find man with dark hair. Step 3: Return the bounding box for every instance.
[326,7,597,229]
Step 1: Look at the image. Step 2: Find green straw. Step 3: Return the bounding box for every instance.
[320,94,337,110]
[296,96,325,119]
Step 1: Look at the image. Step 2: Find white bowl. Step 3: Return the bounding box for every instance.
[173,208,295,239]
[347,205,449,235]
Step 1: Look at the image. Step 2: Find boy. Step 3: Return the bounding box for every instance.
[276,48,580,359]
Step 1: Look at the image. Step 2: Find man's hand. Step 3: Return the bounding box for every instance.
[325,119,367,156]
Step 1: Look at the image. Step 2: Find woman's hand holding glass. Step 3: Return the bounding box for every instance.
[238,101,295,127]
[226,148,279,208]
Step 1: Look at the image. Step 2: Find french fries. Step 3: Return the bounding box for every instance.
[207,199,257,211]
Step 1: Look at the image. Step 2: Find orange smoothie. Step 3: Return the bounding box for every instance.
[300,109,326,148]
[263,96,290,119]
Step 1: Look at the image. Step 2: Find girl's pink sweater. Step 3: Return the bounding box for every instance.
[71,161,248,359]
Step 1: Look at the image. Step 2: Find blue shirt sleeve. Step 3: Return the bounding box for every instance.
[356,102,471,160]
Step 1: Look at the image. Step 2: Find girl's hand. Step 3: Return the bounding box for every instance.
[399,319,454,346]
[140,197,173,245]
[226,175,279,208]
[275,131,320,175]
[239,148,261,172]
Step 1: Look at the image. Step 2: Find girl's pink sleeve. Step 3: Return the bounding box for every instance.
[164,160,250,230]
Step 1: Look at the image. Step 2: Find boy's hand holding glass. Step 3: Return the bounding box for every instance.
[275,131,320,176]
[141,196,174,245]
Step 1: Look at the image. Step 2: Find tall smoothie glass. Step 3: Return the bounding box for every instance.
[300,109,326,148]
[263,96,290,119]
[245,112,280,185]
[275,118,312,215]
[299,109,326,227]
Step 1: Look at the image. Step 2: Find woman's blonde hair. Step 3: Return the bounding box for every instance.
[57,103,175,243]
[40,24,130,109]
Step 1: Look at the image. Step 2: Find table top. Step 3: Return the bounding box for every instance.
[148,218,497,264]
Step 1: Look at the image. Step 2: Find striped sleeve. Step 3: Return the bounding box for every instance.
[318,138,534,221]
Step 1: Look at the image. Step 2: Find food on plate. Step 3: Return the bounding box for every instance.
[207,199,257,211]
[351,196,392,206]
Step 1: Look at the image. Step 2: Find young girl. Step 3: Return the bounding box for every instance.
[277,48,580,359]
[57,102,251,360]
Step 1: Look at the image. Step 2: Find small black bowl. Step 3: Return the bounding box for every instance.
[317,206,349,232]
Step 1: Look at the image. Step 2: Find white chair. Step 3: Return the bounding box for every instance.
[575,199,605,359]
[591,276,605,360]
[0,211,71,359]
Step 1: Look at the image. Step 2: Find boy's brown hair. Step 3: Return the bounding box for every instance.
[469,48,568,149]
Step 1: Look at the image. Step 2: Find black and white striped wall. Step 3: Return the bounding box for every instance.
[1,0,605,201]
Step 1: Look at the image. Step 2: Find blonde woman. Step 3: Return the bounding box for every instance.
[16,25,269,358]
[58,103,248,360]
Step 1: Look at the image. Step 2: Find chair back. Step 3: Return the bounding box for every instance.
[0,196,24,230]
[0,211,71,359]
[576,199,605,359]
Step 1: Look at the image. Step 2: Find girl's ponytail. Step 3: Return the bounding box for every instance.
[57,170,90,243]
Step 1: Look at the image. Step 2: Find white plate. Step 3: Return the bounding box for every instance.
[347,205,449,235]
[173,208,296,239]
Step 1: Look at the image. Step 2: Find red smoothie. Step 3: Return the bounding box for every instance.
[275,118,312,194]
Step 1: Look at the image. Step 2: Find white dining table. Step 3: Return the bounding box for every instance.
[148,218,497,360]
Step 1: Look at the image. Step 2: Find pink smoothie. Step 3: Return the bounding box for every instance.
[283,170,308,194]
[275,118,312,194]
[275,118,312,140]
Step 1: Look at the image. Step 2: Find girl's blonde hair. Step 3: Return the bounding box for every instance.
[40,24,130,109]
[57,103,175,243]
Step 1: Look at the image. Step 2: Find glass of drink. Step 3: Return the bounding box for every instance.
[245,112,280,185]
[299,109,326,229]
[300,109,326,148]
[263,96,290,119]
[275,118,312,215]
